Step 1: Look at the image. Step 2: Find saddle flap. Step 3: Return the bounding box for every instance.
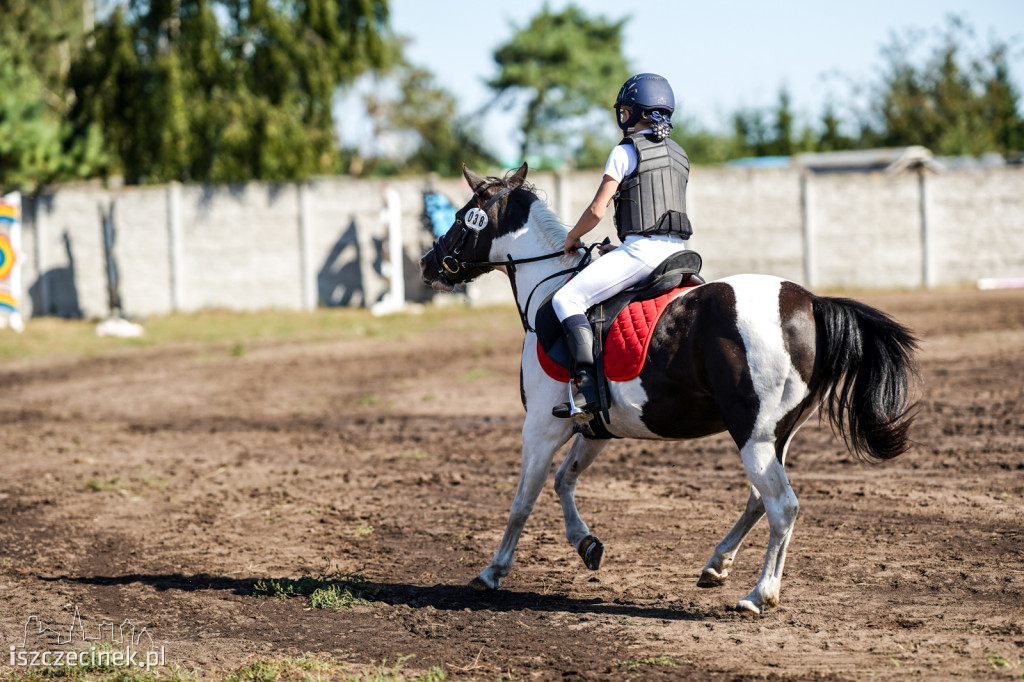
[535,248,705,381]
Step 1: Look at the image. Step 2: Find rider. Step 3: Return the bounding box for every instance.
[552,73,693,420]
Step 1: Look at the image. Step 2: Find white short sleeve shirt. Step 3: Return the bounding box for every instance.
[603,143,638,182]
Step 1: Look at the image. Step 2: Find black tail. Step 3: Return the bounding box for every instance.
[812,296,920,461]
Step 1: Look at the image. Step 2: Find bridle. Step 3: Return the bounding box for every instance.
[428,186,513,280]
[427,185,599,332]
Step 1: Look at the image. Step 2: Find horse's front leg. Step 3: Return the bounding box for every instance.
[470,413,572,591]
[554,435,610,570]
[697,486,765,587]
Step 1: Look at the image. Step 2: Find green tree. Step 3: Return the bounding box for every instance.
[982,45,1024,155]
[816,102,855,152]
[489,3,630,163]
[0,0,105,192]
[729,87,822,159]
[866,15,1024,157]
[767,88,795,156]
[362,63,497,176]
[668,117,739,166]
[64,0,397,185]
[731,107,771,157]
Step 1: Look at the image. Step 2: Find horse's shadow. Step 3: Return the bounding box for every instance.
[51,574,715,621]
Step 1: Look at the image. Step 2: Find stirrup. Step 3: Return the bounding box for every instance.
[552,381,595,422]
[567,380,595,423]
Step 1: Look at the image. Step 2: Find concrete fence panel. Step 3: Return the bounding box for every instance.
[15,164,1024,320]
[812,171,924,290]
[929,167,1024,284]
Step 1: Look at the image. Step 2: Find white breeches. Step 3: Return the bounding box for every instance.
[552,234,689,322]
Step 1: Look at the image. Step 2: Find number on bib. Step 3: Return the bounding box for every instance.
[465,208,488,231]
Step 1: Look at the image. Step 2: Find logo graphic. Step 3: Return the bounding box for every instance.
[9,606,165,671]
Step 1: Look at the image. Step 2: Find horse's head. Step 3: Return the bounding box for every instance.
[419,162,530,292]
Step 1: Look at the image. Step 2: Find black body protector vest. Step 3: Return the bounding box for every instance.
[613,132,692,242]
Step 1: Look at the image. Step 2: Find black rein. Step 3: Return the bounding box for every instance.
[466,246,599,334]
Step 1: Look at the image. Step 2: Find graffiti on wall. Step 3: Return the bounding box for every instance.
[0,192,23,331]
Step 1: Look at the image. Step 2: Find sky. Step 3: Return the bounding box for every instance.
[362,0,1024,163]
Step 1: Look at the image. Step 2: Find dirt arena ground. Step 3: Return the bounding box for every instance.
[0,287,1022,680]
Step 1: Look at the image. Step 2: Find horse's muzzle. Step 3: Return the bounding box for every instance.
[419,252,455,292]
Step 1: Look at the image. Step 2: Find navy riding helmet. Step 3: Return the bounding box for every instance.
[614,73,675,132]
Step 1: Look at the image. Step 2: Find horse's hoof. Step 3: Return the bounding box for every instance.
[697,567,728,588]
[578,535,604,571]
[735,599,762,615]
[468,576,496,592]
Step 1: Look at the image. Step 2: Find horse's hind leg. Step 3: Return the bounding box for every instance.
[697,486,764,587]
[470,414,572,591]
[735,439,800,614]
[554,435,610,570]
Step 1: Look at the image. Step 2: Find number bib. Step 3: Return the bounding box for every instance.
[465,208,488,231]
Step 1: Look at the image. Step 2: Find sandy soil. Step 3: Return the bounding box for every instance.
[0,288,1022,680]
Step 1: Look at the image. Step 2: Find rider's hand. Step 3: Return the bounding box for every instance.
[563,237,584,256]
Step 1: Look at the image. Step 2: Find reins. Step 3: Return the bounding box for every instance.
[450,246,599,334]
[505,243,600,333]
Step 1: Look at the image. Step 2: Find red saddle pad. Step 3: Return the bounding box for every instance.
[537,284,697,383]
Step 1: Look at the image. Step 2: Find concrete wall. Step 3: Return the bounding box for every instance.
[687,167,806,283]
[14,164,1024,319]
[929,168,1024,285]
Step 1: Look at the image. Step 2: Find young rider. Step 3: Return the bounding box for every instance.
[552,73,693,420]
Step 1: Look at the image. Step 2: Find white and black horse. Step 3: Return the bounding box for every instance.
[419,163,919,614]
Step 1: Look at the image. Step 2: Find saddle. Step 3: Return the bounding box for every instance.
[535,250,705,437]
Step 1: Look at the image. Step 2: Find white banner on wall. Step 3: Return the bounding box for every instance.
[0,191,24,332]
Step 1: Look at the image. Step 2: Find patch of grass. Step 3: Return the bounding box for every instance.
[461,368,490,381]
[141,474,170,491]
[85,477,128,492]
[356,525,375,536]
[356,657,446,682]
[254,558,377,610]
[229,341,247,357]
[0,305,520,362]
[358,395,380,407]
[412,666,446,682]
[226,655,336,682]
[224,654,445,682]
[987,651,1020,670]
[614,655,685,671]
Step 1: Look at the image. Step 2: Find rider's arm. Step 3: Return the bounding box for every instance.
[563,175,619,255]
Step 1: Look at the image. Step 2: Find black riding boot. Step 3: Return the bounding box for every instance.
[552,325,601,420]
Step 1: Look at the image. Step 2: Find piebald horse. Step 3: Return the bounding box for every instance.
[419,163,918,614]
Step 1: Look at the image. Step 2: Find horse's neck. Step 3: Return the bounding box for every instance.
[498,203,578,330]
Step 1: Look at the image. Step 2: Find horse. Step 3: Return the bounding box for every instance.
[418,163,919,614]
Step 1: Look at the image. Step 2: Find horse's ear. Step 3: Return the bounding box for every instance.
[462,164,486,193]
[508,162,529,189]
